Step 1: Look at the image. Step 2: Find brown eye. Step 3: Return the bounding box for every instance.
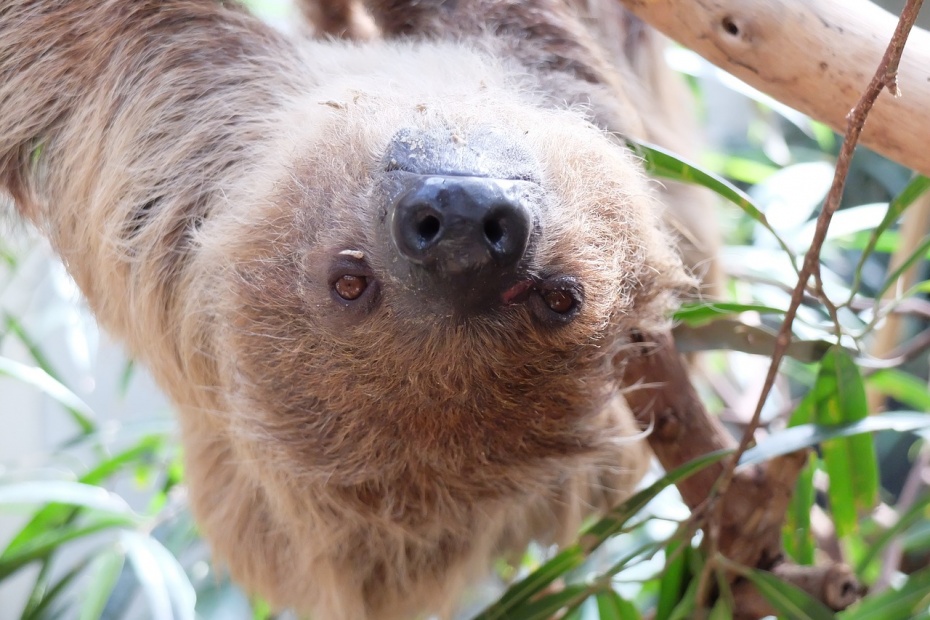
[529,276,583,325]
[334,275,367,300]
[543,289,575,314]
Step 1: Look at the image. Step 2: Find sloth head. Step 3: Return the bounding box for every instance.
[193,44,687,517]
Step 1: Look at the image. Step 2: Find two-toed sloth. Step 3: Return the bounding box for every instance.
[0,0,716,618]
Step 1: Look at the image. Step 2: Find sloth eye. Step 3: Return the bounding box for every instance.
[529,275,583,325]
[328,254,380,313]
[333,274,368,300]
[542,289,575,314]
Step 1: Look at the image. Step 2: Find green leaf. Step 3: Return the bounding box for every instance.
[79,547,125,620]
[627,140,797,267]
[474,451,730,620]
[665,576,700,620]
[122,530,196,620]
[0,481,135,517]
[701,152,779,184]
[0,518,130,580]
[738,566,835,620]
[672,301,785,327]
[580,450,730,551]
[813,347,879,536]
[0,356,96,434]
[849,175,930,300]
[855,493,930,575]
[866,369,930,412]
[656,541,689,620]
[838,564,930,619]
[874,235,930,301]
[119,359,136,399]
[783,453,816,565]
[251,597,274,620]
[474,547,586,620]
[504,584,591,620]
[20,556,90,620]
[707,596,733,620]
[740,412,930,466]
[3,437,163,564]
[596,591,640,620]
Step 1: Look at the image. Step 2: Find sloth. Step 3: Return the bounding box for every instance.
[0,0,716,618]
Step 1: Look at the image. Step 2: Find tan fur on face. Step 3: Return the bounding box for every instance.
[2,2,703,619]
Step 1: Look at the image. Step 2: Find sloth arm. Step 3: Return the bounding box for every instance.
[0,1,302,353]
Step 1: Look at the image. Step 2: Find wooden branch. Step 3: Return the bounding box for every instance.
[620,332,861,615]
[618,0,930,177]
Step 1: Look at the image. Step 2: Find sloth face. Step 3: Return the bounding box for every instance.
[200,83,684,510]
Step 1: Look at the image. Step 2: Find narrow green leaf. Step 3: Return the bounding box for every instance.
[707,597,733,620]
[739,567,835,620]
[656,541,689,620]
[701,152,779,184]
[79,547,125,620]
[783,453,816,565]
[475,451,730,620]
[0,356,95,433]
[474,548,586,620]
[0,518,130,580]
[866,369,930,412]
[602,539,665,579]
[505,584,591,620]
[122,530,196,620]
[665,576,700,620]
[3,315,65,387]
[849,175,930,300]
[21,558,55,619]
[581,450,730,549]
[596,591,640,620]
[874,235,930,301]
[672,301,785,327]
[855,493,930,575]
[627,140,797,267]
[20,556,91,620]
[0,246,17,269]
[118,359,136,399]
[788,389,817,427]
[4,437,162,562]
[814,347,879,535]
[0,481,135,517]
[740,412,930,466]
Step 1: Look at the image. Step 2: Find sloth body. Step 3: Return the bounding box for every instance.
[0,1,712,618]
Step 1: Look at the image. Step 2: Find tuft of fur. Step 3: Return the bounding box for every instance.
[1,1,712,618]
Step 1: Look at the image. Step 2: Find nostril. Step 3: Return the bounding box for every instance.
[483,216,504,246]
[416,212,442,245]
[388,172,535,272]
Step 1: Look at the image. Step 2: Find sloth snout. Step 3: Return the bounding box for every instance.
[389,173,533,275]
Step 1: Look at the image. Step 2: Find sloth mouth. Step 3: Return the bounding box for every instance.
[501,278,535,305]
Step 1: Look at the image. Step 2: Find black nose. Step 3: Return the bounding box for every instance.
[389,173,534,275]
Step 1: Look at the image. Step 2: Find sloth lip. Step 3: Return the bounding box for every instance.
[501,278,535,305]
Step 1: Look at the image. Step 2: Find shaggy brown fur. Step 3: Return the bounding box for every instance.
[1,1,713,618]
